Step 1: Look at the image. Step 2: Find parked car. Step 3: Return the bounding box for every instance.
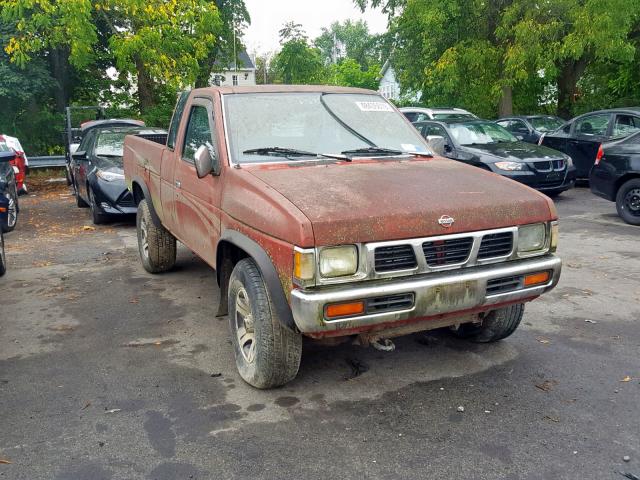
[495,116,565,144]
[0,195,8,276]
[413,119,576,196]
[124,86,562,389]
[0,134,28,194]
[72,126,166,224]
[590,131,640,225]
[64,104,145,189]
[539,108,640,179]
[0,142,19,232]
[400,107,477,122]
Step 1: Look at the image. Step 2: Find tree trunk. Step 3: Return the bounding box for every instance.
[498,85,513,117]
[195,54,217,88]
[49,48,71,113]
[557,58,587,119]
[135,56,155,113]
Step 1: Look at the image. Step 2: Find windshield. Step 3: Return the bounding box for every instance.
[432,113,474,120]
[449,122,517,145]
[530,116,564,132]
[223,93,430,163]
[94,132,128,163]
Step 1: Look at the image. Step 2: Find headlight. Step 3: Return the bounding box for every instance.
[563,154,573,167]
[319,245,358,278]
[96,170,125,182]
[494,161,527,171]
[517,223,547,254]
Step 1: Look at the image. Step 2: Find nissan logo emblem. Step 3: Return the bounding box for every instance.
[438,215,455,228]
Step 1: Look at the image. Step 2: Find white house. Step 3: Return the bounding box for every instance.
[378,60,400,100]
[210,51,256,87]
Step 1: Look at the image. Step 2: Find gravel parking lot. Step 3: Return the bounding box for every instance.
[1,177,639,480]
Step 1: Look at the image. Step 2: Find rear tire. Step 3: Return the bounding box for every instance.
[452,304,524,343]
[75,182,88,208]
[136,198,176,273]
[228,258,302,389]
[0,230,6,276]
[615,178,640,226]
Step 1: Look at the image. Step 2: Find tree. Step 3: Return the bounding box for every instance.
[330,58,380,89]
[314,20,380,67]
[272,24,326,84]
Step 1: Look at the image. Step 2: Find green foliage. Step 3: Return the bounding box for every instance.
[272,30,326,84]
[330,58,380,90]
[315,20,381,68]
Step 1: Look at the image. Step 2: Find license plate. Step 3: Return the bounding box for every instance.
[425,280,481,314]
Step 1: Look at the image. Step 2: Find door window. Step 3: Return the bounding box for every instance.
[612,115,640,138]
[182,105,215,163]
[508,120,529,134]
[575,114,610,136]
[403,112,417,122]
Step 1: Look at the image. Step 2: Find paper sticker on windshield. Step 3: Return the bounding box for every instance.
[356,101,394,112]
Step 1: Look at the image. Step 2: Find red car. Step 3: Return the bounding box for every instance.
[0,135,28,194]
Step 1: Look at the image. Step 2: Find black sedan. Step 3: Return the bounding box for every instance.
[495,115,565,144]
[413,119,576,196]
[590,131,640,225]
[540,108,640,179]
[0,142,19,232]
[72,127,167,224]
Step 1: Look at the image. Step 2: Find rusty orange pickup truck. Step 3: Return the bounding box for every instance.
[123,85,562,388]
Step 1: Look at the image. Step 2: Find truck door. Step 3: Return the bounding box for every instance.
[173,96,222,266]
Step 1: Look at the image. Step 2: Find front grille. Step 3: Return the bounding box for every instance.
[366,293,414,314]
[422,237,473,266]
[478,232,513,259]
[533,161,553,172]
[374,245,417,272]
[486,275,523,295]
[553,159,565,171]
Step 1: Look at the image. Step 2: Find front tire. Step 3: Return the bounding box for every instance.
[0,230,6,276]
[136,198,176,273]
[2,189,18,233]
[75,181,88,208]
[615,178,640,226]
[228,258,302,389]
[88,187,107,225]
[452,304,524,343]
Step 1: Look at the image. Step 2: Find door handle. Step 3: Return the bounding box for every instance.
[175,180,181,188]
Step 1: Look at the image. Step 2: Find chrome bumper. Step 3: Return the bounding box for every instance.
[290,255,561,334]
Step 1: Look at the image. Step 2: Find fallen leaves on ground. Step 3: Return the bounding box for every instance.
[535,380,558,392]
[82,226,96,232]
[536,337,551,344]
[620,376,632,382]
[0,459,11,464]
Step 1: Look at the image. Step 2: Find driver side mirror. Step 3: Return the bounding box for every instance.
[194,145,219,178]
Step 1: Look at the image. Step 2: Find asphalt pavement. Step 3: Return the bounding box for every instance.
[0,178,639,480]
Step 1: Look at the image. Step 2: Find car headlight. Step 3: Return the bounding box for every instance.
[494,161,527,171]
[96,170,125,182]
[517,223,547,254]
[319,245,358,278]
[563,154,573,167]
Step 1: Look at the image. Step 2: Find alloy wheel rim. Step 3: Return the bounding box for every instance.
[625,188,640,216]
[234,287,256,363]
[5,194,16,228]
[140,217,149,259]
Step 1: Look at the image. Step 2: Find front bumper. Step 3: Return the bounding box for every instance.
[89,176,137,215]
[490,165,576,192]
[291,255,561,335]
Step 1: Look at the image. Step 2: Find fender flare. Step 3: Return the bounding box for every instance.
[130,176,162,227]
[218,230,296,331]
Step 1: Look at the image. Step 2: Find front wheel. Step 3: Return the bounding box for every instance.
[452,304,524,343]
[2,190,18,233]
[228,258,302,389]
[88,187,107,225]
[136,198,176,273]
[615,178,640,226]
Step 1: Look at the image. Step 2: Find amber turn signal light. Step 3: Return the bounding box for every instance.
[0,207,6,212]
[325,301,365,319]
[523,271,550,287]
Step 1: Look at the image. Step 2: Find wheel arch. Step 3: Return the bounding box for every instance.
[614,172,640,196]
[129,176,162,227]
[216,230,296,331]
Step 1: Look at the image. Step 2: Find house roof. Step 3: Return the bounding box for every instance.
[214,50,255,71]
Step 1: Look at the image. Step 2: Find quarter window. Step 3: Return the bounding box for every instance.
[613,115,640,138]
[168,91,190,150]
[575,114,610,136]
[182,105,215,163]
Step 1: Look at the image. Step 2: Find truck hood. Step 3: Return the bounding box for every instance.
[247,158,555,245]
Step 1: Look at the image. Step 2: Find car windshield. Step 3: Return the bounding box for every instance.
[530,116,564,132]
[432,113,474,120]
[449,121,517,145]
[223,92,430,164]
[94,131,128,163]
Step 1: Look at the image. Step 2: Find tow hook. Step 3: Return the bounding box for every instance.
[370,338,395,352]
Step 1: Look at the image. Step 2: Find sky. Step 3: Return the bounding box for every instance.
[242,0,388,55]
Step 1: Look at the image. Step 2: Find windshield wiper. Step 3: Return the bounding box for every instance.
[243,147,345,161]
[341,147,427,158]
